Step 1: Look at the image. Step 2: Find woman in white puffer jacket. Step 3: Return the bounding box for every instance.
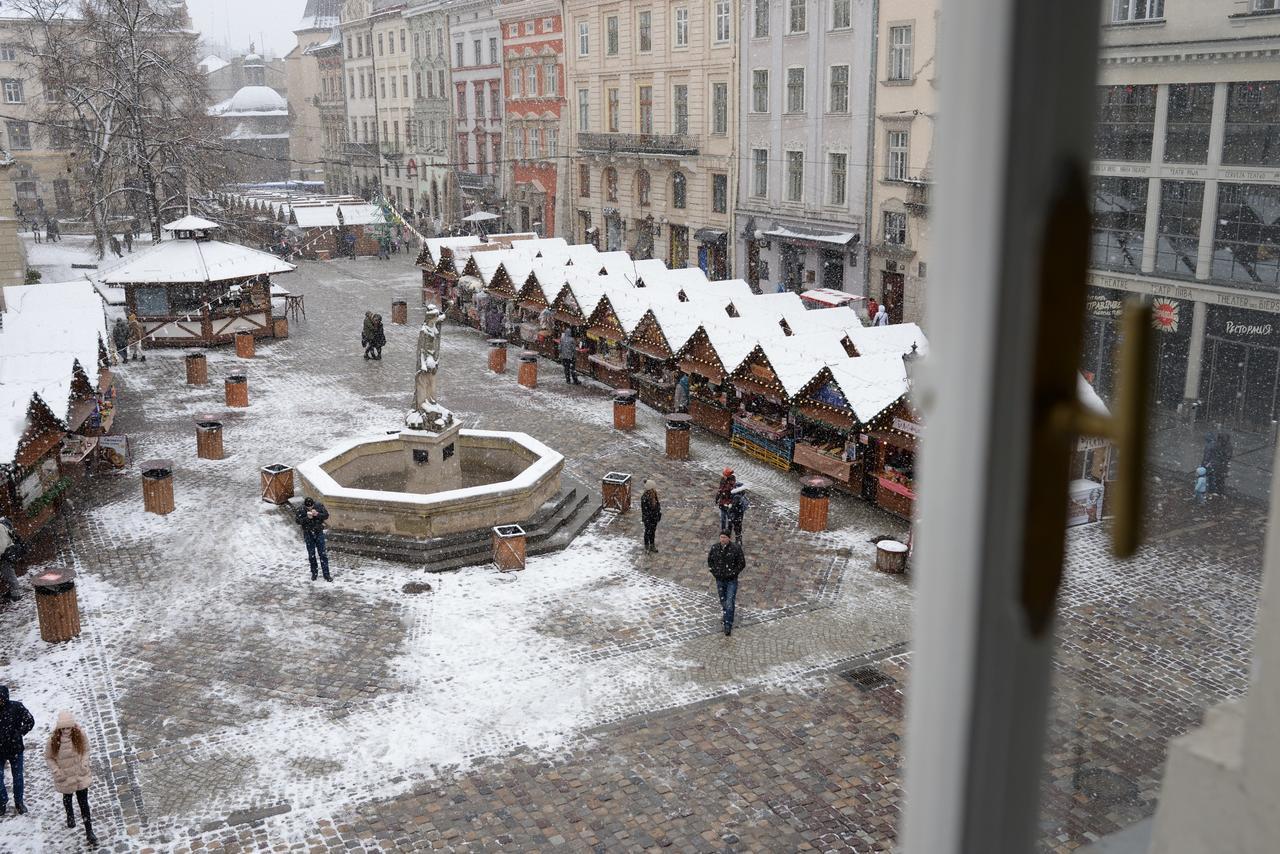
[45,710,97,847]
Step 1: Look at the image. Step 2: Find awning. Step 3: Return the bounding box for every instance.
[762,226,859,247]
[694,228,727,244]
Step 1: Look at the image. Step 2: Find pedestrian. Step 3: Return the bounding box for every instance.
[370,314,386,360]
[108,235,122,258]
[866,297,879,323]
[873,304,890,326]
[1195,466,1209,504]
[123,230,133,253]
[45,711,97,847]
[538,304,555,349]
[707,532,746,636]
[31,221,41,243]
[559,327,580,384]
[295,497,332,582]
[1211,431,1233,495]
[715,468,736,533]
[640,480,661,553]
[44,220,55,244]
[361,311,376,359]
[50,219,60,241]
[726,484,748,545]
[0,516,27,603]
[674,373,690,413]
[126,312,145,362]
[0,684,35,816]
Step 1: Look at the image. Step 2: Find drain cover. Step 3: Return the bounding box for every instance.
[840,665,894,691]
[402,581,433,595]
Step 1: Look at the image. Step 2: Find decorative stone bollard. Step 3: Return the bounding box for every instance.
[32,567,81,643]
[798,475,833,532]
[225,374,249,407]
[601,471,632,513]
[392,300,408,325]
[260,464,295,504]
[518,350,538,388]
[141,461,175,515]
[492,524,527,571]
[613,389,638,431]
[235,330,255,358]
[875,540,909,574]
[195,420,224,460]
[488,338,508,373]
[185,352,208,385]
[665,413,692,460]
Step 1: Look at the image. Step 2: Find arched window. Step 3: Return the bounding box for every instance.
[672,171,687,209]
[637,169,651,206]
[605,167,618,202]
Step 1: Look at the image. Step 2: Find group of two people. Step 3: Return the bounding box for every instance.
[110,313,147,364]
[361,311,387,360]
[1,686,99,846]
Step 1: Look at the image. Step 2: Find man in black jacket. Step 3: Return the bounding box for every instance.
[295,497,332,581]
[0,685,34,815]
[707,532,746,636]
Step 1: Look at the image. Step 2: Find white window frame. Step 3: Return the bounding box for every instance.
[714,0,731,44]
[789,0,807,34]
[711,82,728,135]
[889,24,913,81]
[578,21,590,56]
[831,0,852,30]
[1109,0,1164,22]
[578,88,590,130]
[827,152,847,206]
[673,84,689,134]
[829,65,849,113]
[0,45,17,62]
[526,66,538,98]
[547,126,558,158]
[786,67,805,113]
[754,0,770,38]
[606,15,619,56]
[638,10,653,53]
[752,69,769,113]
[888,129,910,180]
[785,150,803,202]
[752,148,769,197]
[883,210,906,245]
[3,78,23,103]
[675,7,690,47]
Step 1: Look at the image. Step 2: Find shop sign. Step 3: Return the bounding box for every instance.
[97,435,130,471]
[18,457,59,508]
[1151,299,1180,333]
[1086,290,1125,319]
[814,381,848,409]
[892,417,922,438]
[1207,305,1280,348]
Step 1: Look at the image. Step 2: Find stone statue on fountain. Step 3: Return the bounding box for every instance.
[405,304,455,433]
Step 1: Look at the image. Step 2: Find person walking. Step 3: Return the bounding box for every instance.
[865,297,879,323]
[31,220,41,244]
[0,685,34,815]
[123,230,133,253]
[45,711,97,846]
[44,220,55,244]
[674,373,690,413]
[559,327,580,385]
[295,497,332,582]
[369,314,386,360]
[49,219,60,242]
[361,311,376,359]
[126,313,145,362]
[640,480,661,553]
[715,468,736,533]
[1195,466,1209,504]
[707,532,746,636]
[726,484,748,545]
[0,516,26,603]
[110,318,129,365]
[108,235,122,258]
[873,303,890,326]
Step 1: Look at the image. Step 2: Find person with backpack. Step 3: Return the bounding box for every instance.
[726,484,748,545]
[0,685,35,816]
[0,516,26,603]
[707,532,746,636]
[361,311,376,359]
[369,314,387,360]
[45,711,97,846]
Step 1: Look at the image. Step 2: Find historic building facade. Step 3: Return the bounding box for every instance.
[448,0,504,218]
[0,13,73,216]
[286,1,342,185]
[309,31,351,194]
[405,0,455,229]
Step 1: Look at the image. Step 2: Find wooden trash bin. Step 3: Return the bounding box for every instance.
[601,471,632,513]
[32,567,80,643]
[225,374,249,407]
[798,475,833,532]
[665,413,692,460]
[488,338,508,373]
[875,540,909,574]
[392,300,409,325]
[273,316,289,339]
[518,350,538,388]
[141,461,175,515]
[195,420,224,460]
[235,330,255,358]
[260,464,295,504]
[613,389,638,431]
[185,352,208,385]
[492,524,527,571]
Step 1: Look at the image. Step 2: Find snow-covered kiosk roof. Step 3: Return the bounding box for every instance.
[99,233,295,285]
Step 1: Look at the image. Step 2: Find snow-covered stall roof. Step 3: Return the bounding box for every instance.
[640,266,709,290]
[754,333,852,398]
[597,251,642,278]
[555,277,610,320]
[563,244,601,266]
[732,291,807,320]
[98,237,295,285]
[844,323,930,358]
[422,236,482,267]
[698,321,766,377]
[508,237,569,258]
[645,299,706,354]
[822,355,913,424]
[292,204,384,228]
[783,305,863,335]
[686,278,757,306]
[597,288,651,337]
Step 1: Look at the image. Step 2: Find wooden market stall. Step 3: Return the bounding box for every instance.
[627,301,703,413]
[861,401,922,520]
[416,236,482,309]
[519,261,573,358]
[551,277,610,377]
[675,322,757,438]
[584,289,647,389]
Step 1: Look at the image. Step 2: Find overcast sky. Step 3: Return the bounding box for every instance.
[184,0,306,59]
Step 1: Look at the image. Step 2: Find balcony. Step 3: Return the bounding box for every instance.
[343,141,379,160]
[380,142,402,158]
[577,132,699,157]
[904,178,930,216]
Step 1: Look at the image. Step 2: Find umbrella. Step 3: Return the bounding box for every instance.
[462,211,500,222]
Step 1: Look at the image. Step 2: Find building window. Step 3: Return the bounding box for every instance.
[639,85,653,134]
[413,33,420,59]
[530,127,540,159]
[789,0,807,33]
[828,153,847,205]
[884,211,907,245]
[548,126,558,157]
[639,11,652,52]
[380,78,387,99]
[516,127,525,158]
[401,29,406,52]
[438,69,446,98]
[637,169,651,206]
[714,1,731,43]
[672,171,687,208]
[888,130,909,180]
[604,167,618,201]
[378,33,384,55]
[511,67,522,98]
[674,84,689,134]
[1109,0,1164,22]
[752,148,768,197]
[606,16,619,55]
[1214,182,1280,288]
[346,37,353,59]
[1152,180,1202,276]
[509,23,519,38]
[2,79,23,103]
[455,42,464,66]
[607,87,619,132]
[1164,83,1214,164]
[476,87,485,120]
[832,0,852,29]
[491,82,500,118]
[457,87,466,118]
[786,150,803,202]
[490,37,498,64]
[579,164,590,197]
[1089,176,1148,272]
[526,66,538,97]
[1094,84,1156,161]
[712,173,727,213]
[545,62,559,96]
[6,120,30,149]
[786,68,805,113]
[751,70,769,114]
[578,21,590,56]
[390,77,397,98]
[712,82,728,134]
[829,65,849,113]
[1223,81,1280,168]
[473,40,482,65]
[543,17,554,31]
[675,8,689,47]
[415,72,422,98]
[525,21,535,35]
[888,25,913,80]
[578,88,590,130]
[437,29,444,56]
[754,0,769,37]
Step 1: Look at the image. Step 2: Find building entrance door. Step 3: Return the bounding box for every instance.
[781,244,805,291]
[606,215,623,251]
[822,250,845,290]
[882,271,905,322]
[669,225,689,267]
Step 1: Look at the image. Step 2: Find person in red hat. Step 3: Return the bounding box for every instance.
[716,468,737,533]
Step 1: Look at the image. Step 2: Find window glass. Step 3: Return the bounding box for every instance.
[639,11,652,52]
[714,1,731,43]
[786,150,803,201]
[1223,81,1280,167]
[639,85,654,135]
[605,167,618,201]
[578,89,590,130]
[1153,179,1203,277]
[673,84,689,134]
[789,0,806,34]
[607,87,619,132]
[888,129,909,180]
[888,25,912,80]
[712,173,728,213]
[753,70,768,113]
[830,65,849,113]
[675,8,689,47]
[752,148,768,196]
[638,170,651,206]
[607,16,619,55]
[1094,84,1156,161]
[1164,83,1214,164]
[1109,0,1164,22]
[754,0,769,38]
[1089,177,1147,271]
[712,83,728,134]
[829,153,847,205]
[884,210,906,244]
[832,0,851,29]
[786,68,805,113]
[672,171,687,208]
[1213,183,1280,289]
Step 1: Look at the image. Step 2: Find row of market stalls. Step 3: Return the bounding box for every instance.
[415,235,933,519]
[213,190,393,259]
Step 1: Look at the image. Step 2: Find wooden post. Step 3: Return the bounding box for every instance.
[195,421,224,460]
[392,300,409,324]
[235,330,255,358]
[601,471,632,513]
[260,464,295,504]
[225,375,249,407]
[518,350,538,388]
[488,338,508,373]
[185,352,208,385]
[798,475,832,532]
[665,413,692,460]
[142,464,175,515]
[32,567,80,643]
[492,524,527,571]
[613,389,638,431]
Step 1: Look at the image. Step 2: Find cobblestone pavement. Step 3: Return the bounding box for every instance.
[0,253,1267,852]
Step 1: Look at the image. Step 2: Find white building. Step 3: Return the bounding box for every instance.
[448,0,504,219]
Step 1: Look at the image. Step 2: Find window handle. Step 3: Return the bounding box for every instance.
[1021,162,1153,637]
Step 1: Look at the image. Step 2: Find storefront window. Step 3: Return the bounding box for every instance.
[1212,182,1280,289]
[133,287,168,316]
[1164,82,1214,164]
[1222,80,1280,167]
[1094,84,1156,161]
[1153,179,1203,277]
[1089,176,1147,271]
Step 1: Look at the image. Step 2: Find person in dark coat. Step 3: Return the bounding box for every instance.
[0,684,35,815]
[108,235,122,258]
[0,516,25,603]
[370,314,386,360]
[707,532,746,636]
[123,230,133,253]
[111,318,129,364]
[1202,429,1234,496]
[726,484,748,546]
[715,468,736,533]
[559,328,580,384]
[361,311,376,359]
[295,497,332,581]
[640,480,661,553]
